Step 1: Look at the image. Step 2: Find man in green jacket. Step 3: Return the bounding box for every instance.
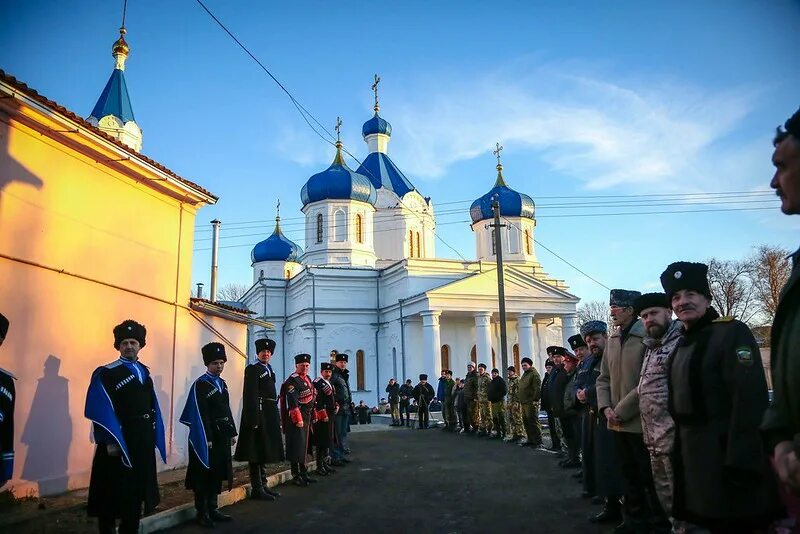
[441,371,456,431]
[461,363,478,434]
[518,357,542,447]
[764,108,800,512]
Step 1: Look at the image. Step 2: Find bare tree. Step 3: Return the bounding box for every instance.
[577,300,611,326]
[707,258,759,324]
[747,244,791,325]
[216,282,249,301]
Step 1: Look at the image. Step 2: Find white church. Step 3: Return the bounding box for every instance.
[239,85,581,405]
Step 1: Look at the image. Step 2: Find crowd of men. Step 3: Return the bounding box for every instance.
[0,108,798,533]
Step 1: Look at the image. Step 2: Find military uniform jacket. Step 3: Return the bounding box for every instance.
[638,319,683,455]
[180,373,237,494]
[385,382,400,403]
[280,373,316,463]
[762,247,800,449]
[475,373,491,401]
[668,308,781,527]
[85,358,166,517]
[597,320,647,433]
[413,382,435,406]
[234,362,285,464]
[0,368,16,485]
[312,376,336,448]
[442,378,456,401]
[518,367,542,404]
[506,375,521,403]
[330,368,352,415]
[463,370,478,401]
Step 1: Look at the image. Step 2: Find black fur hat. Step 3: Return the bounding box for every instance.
[660,262,711,300]
[610,289,642,308]
[113,320,146,350]
[295,353,311,364]
[255,338,276,354]
[567,334,586,350]
[633,292,671,316]
[202,342,226,365]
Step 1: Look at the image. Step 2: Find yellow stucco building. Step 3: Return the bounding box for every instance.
[0,29,262,497]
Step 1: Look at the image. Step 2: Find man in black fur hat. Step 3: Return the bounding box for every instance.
[413,374,435,429]
[180,342,237,527]
[234,338,283,501]
[312,362,337,476]
[330,352,353,464]
[661,262,781,530]
[0,313,16,489]
[85,320,166,534]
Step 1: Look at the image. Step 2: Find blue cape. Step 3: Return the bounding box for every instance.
[84,360,167,468]
[178,374,218,469]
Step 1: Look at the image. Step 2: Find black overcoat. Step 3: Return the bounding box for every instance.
[234,362,285,463]
[185,376,237,494]
[311,376,336,449]
[280,373,315,463]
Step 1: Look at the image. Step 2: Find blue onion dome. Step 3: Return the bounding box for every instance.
[301,141,377,207]
[469,163,535,224]
[251,214,302,263]
[362,112,392,138]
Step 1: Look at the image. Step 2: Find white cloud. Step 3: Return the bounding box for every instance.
[386,62,761,192]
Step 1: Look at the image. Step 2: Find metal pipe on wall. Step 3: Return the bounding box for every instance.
[210,219,221,302]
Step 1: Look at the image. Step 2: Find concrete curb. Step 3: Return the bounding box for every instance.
[139,462,315,533]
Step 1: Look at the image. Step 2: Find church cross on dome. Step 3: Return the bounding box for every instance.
[492,142,507,187]
[335,117,343,144]
[371,74,381,113]
[276,199,281,221]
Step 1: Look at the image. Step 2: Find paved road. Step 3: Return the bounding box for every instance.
[168,427,611,533]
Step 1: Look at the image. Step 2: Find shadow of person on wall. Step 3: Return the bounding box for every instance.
[21,355,72,496]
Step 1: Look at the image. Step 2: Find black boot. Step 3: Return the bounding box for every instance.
[323,456,336,474]
[315,450,329,476]
[249,463,274,500]
[300,464,317,483]
[194,493,215,528]
[590,497,622,524]
[207,494,232,522]
[291,462,308,486]
[259,464,281,497]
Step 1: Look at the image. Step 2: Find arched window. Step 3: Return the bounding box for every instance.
[513,343,520,371]
[409,230,415,258]
[285,269,291,279]
[491,347,497,370]
[440,345,450,371]
[509,226,520,254]
[356,349,366,390]
[316,213,323,243]
[524,229,532,255]
[491,229,496,255]
[355,213,363,243]
[334,209,346,242]
[470,345,477,365]
[415,232,421,258]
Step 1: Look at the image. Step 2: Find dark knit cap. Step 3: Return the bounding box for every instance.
[419,374,428,380]
[521,357,533,365]
[633,292,671,316]
[478,363,487,369]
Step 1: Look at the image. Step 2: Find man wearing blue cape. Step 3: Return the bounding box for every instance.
[180,342,237,527]
[0,312,16,490]
[84,320,166,534]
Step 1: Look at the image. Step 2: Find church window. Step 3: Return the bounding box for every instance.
[285,269,291,279]
[440,345,450,372]
[470,345,477,364]
[509,226,520,254]
[316,214,323,243]
[355,214,363,243]
[415,232,421,258]
[334,209,346,242]
[491,347,497,369]
[409,230,415,258]
[524,229,532,255]
[513,344,520,371]
[356,350,366,390]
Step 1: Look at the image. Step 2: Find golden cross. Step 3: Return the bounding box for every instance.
[371,74,381,111]
[276,199,281,218]
[493,142,504,166]
[335,117,343,142]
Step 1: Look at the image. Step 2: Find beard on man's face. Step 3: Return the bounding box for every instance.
[646,323,667,338]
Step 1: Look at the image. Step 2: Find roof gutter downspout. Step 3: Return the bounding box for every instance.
[374,271,381,405]
[311,269,318,373]
[399,297,407,382]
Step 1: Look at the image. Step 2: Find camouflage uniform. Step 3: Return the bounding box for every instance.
[505,375,525,440]
[638,319,683,515]
[475,372,492,433]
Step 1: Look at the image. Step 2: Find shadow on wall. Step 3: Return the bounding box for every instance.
[0,124,44,232]
[21,355,72,496]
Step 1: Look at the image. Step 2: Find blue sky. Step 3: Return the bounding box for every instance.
[2,0,799,304]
